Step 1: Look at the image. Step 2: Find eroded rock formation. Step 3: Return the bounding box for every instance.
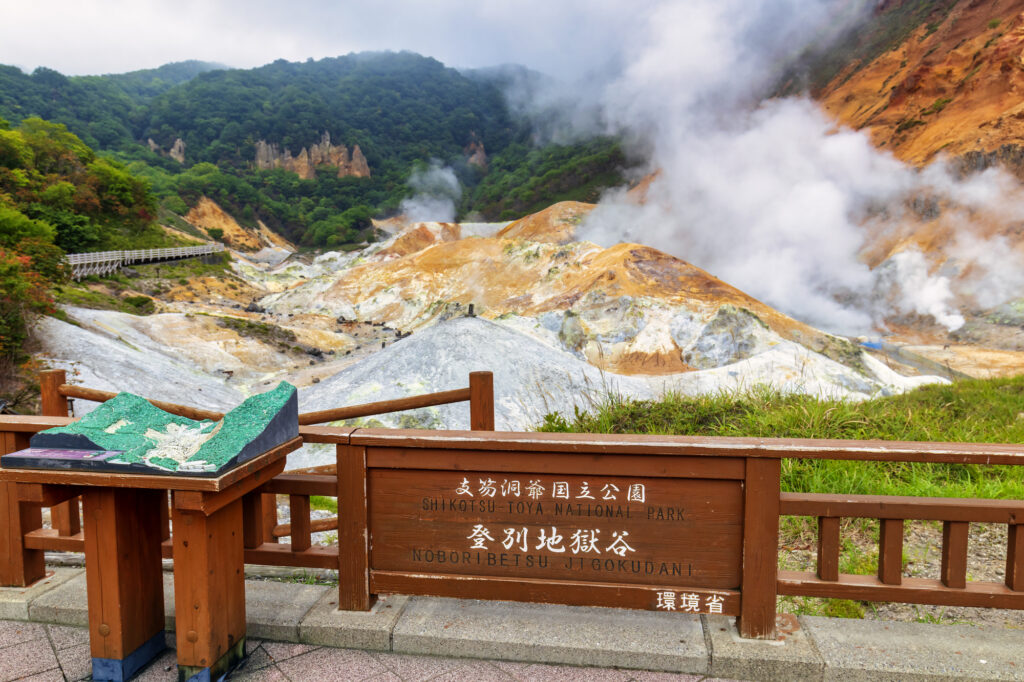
[254,132,370,179]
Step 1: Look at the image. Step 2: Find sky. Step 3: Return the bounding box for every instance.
[0,0,651,78]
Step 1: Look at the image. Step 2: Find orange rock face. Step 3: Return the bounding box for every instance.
[820,0,1024,170]
[185,197,279,252]
[497,201,596,244]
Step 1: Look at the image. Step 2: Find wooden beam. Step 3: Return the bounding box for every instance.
[779,571,1024,609]
[288,495,311,552]
[781,492,1024,523]
[878,519,904,586]
[272,516,337,539]
[58,384,224,422]
[469,372,494,431]
[0,431,44,587]
[1007,524,1023,591]
[816,517,840,582]
[738,458,780,639]
[940,521,969,589]
[298,388,471,426]
[261,474,336,497]
[338,444,371,610]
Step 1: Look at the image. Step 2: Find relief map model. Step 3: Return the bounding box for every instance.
[4,382,297,477]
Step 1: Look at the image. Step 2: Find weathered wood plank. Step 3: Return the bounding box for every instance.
[288,495,311,552]
[738,458,780,639]
[878,519,904,586]
[371,571,739,615]
[817,517,840,582]
[366,449,746,480]
[778,571,1024,609]
[469,372,494,431]
[171,496,246,671]
[781,492,1024,523]
[81,488,164,660]
[941,521,969,589]
[338,444,371,610]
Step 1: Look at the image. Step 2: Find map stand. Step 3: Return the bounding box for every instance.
[0,437,300,682]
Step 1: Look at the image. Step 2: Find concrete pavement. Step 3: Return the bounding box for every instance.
[2,567,1023,681]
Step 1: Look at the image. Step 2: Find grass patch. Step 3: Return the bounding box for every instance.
[896,118,926,133]
[921,97,951,115]
[539,378,1024,499]
[310,496,337,513]
[213,315,297,349]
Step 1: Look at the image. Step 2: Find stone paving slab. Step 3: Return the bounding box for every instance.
[705,614,823,682]
[243,579,328,642]
[0,568,81,621]
[300,591,408,651]
[802,615,1024,681]
[9,568,1024,681]
[391,596,709,674]
[26,570,88,627]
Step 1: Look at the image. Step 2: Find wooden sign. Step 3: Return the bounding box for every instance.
[366,465,744,615]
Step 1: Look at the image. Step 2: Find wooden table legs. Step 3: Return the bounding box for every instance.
[81,488,166,681]
[172,495,247,682]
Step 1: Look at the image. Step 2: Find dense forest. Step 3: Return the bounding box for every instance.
[0,116,183,370]
[0,53,627,246]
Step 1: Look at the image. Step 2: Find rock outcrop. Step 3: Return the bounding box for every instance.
[146,137,187,164]
[185,197,265,251]
[169,138,186,164]
[819,1,1024,175]
[254,132,370,179]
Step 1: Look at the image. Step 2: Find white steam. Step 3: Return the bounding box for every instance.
[514,0,1024,334]
[399,161,462,223]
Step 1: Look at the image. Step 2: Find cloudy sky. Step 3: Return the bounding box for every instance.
[0,0,654,78]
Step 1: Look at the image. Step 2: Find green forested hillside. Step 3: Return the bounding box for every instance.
[0,116,184,367]
[0,53,626,246]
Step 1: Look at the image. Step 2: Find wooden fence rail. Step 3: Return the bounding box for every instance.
[3,370,1024,641]
[778,492,1024,609]
[2,370,494,581]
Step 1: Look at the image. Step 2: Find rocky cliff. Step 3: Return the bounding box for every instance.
[254,132,370,180]
[819,0,1024,176]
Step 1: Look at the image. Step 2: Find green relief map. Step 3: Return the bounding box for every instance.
[16,382,298,476]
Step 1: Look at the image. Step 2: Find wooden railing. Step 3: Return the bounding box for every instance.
[2,370,1023,632]
[0,370,494,582]
[778,492,1024,608]
[65,244,225,280]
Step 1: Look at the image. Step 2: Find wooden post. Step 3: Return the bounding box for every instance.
[39,369,69,417]
[816,516,840,582]
[338,444,371,610]
[261,493,279,544]
[1007,524,1023,591]
[469,371,494,431]
[172,495,246,681]
[878,519,904,585]
[40,370,82,538]
[940,521,969,589]
[242,491,265,548]
[81,488,166,680]
[289,495,311,552]
[0,431,44,587]
[738,457,780,639]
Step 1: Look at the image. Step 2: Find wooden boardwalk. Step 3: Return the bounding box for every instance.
[65,243,225,280]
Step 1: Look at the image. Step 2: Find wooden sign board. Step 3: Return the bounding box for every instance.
[361,450,747,616]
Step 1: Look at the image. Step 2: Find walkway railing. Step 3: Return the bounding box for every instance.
[1,369,1022,639]
[65,244,225,280]
[0,370,494,582]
